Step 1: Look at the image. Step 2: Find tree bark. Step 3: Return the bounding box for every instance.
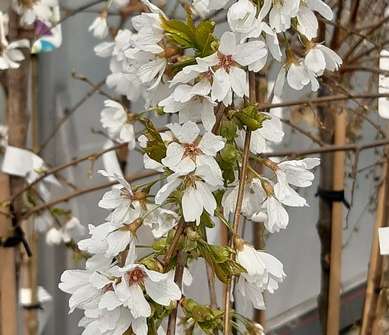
[7,8,33,335]
[0,173,18,335]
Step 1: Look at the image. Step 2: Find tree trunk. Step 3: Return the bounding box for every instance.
[0,173,18,335]
[7,8,33,335]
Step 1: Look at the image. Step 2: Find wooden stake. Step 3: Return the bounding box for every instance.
[0,173,18,335]
[370,150,389,334]
[360,161,388,335]
[21,55,39,335]
[326,109,347,335]
[317,87,335,335]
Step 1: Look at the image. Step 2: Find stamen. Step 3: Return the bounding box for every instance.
[127,267,146,285]
[183,143,200,158]
[218,54,234,72]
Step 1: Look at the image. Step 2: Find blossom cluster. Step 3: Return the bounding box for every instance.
[56,0,341,334]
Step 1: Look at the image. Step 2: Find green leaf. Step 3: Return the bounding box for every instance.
[161,17,196,49]
[234,104,271,131]
[194,20,216,57]
[220,120,238,142]
[197,240,246,283]
[139,118,167,162]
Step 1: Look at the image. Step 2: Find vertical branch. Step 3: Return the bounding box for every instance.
[360,160,389,335]
[223,72,255,335]
[253,73,267,328]
[7,9,31,219]
[165,221,186,335]
[0,174,18,335]
[22,55,39,335]
[326,109,347,335]
[166,250,186,335]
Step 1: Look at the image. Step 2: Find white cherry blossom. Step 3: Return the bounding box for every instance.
[0,39,30,70]
[304,44,343,75]
[236,243,286,309]
[114,252,181,320]
[296,0,333,40]
[100,100,136,149]
[222,179,265,219]
[251,179,289,233]
[274,61,319,96]
[237,112,284,154]
[161,121,225,175]
[45,217,85,246]
[12,0,56,26]
[193,0,230,17]
[227,0,257,34]
[159,80,216,131]
[199,31,267,105]
[155,165,223,224]
[79,307,144,335]
[89,13,109,39]
[59,257,114,313]
[265,0,300,33]
[98,170,135,225]
[274,158,320,207]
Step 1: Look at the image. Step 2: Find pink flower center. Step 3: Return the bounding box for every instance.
[184,143,200,158]
[218,54,234,71]
[127,267,146,285]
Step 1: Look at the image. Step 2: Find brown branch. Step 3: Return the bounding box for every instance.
[223,72,255,334]
[348,40,389,65]
[72,72,116,100]
[166,250,186,335]
[280,118,325,146]
[162,220,185,267]
[22,170,160,219]
[259,93,389,112]
[323,78,386,138]
[343,15,389,62]
[340,66,389,76]
[263,138,389,158]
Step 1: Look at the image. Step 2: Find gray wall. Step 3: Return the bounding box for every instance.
[31,1,381,333]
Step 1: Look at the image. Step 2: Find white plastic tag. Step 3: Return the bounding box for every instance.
[378,227,389,255]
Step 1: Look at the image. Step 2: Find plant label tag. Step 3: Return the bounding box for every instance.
[378,227,389,255]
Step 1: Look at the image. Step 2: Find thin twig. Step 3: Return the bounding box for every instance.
[223,72,255,334]
[166,250,186,335]
[10,142,129,203]
[162,220,186,267]
[263,138,389,158]
[38,79,106,153]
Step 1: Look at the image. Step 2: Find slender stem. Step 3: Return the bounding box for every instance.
[162,220,185,267]
[166,250,186,335]
[10,141,128,203]
[263,138,389,158]
[223,72,255,334]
